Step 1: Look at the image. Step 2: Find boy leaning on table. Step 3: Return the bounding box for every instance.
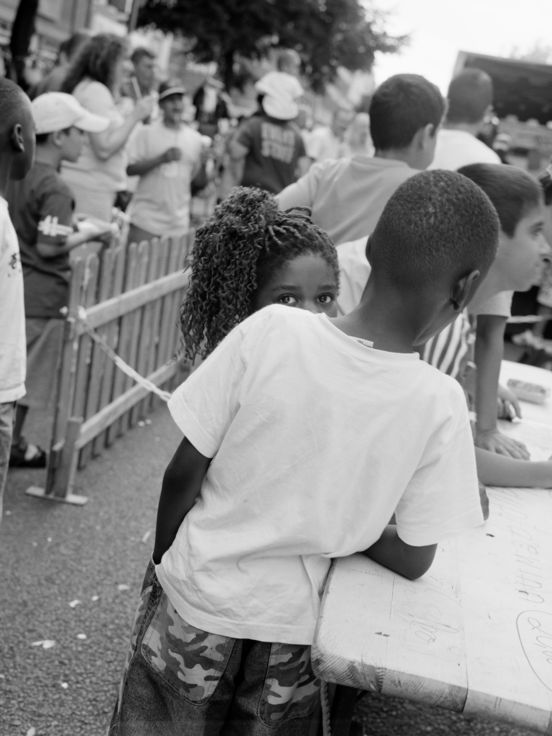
[109,171,499,735]
[337,163,552,490]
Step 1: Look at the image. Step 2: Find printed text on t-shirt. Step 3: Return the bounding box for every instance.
[260,123,296,163]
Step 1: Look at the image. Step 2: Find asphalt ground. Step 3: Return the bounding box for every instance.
[0,404,540,736]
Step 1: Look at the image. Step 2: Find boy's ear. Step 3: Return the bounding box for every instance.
[420,122,437,148]
[451,270,481,311]
[411,123,432,150]
[10,123,25,153]
[51,130,64,147]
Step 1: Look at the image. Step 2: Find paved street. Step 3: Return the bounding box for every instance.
[0,405,540,736]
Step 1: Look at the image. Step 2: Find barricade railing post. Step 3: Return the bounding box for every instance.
[27,418,86,504]
[25,234,191,506]
[25,256,89,504]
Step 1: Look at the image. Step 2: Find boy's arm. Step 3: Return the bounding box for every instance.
[152,437,211,564]
[475,445,552,487]
[87,96,155,160]
[34,186,115,258]
[474,314,529,459]
[276,164,318,211]
[127,147,181,177]
[362,526,437,580]
[36,222,116,258]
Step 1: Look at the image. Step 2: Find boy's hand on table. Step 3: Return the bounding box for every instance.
[497,384,522,421]
[475,427,530,460]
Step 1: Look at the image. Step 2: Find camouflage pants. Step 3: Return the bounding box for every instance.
[108,561,321,735]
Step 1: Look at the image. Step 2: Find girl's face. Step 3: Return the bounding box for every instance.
[254,253,338,317]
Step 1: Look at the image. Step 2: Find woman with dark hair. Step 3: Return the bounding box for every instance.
[61,33,154,220]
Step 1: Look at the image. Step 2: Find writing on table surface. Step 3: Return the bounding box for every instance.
[517,611,552,690]
[401,600,461,647]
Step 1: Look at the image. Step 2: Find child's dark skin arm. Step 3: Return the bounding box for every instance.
[152,437,211,564]
[362,526,437,580]
[474,315,529,459]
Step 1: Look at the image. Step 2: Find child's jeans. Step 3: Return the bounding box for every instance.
[109,562,321,736]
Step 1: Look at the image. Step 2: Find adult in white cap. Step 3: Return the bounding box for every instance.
[6,92,115,469]
[227,73,309,194]
[125,79,206,244]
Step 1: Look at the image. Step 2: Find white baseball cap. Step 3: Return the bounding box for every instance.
[255,72,300,121]
[255,71,303,101]
[32,92,109,135]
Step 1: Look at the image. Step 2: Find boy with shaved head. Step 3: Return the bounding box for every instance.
[0,78,35,521]
[110,170,498,734]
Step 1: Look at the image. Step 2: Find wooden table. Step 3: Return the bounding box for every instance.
[313,361,552,734]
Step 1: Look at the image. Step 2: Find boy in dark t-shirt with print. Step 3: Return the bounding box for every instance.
[228,75,308,194]
[6,92,115,467]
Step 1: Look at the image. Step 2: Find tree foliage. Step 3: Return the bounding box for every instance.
[137,0,407,89]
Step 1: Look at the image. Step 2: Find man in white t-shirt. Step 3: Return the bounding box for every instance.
[126,81,204,242]
[110,171,499,734]
[429,68,500,171]
[0,79,36,522]
[276,74,445,243]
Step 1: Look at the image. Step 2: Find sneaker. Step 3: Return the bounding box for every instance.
[9,438,47,468]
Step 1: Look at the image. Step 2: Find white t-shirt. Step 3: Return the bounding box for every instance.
[428,127,507,322]
[158,306,483,645]
[470,290,513,318]
[305,126,344,163]
[429,128,500,171]
[126,120,203,236]
[0,198,26,402]
[336,238,370,315]
[276,156,416,244]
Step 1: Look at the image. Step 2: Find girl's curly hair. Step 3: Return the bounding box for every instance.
[180,187,338,360]
[61,33,127,94]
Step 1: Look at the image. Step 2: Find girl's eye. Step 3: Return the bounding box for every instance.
[277,294,298,306]
[318,293,336,304]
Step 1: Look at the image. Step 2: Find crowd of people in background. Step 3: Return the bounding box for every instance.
[3,25,552,735]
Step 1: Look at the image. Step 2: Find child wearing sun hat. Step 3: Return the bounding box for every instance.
[6,92,114,468]
[226,71,309,194]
